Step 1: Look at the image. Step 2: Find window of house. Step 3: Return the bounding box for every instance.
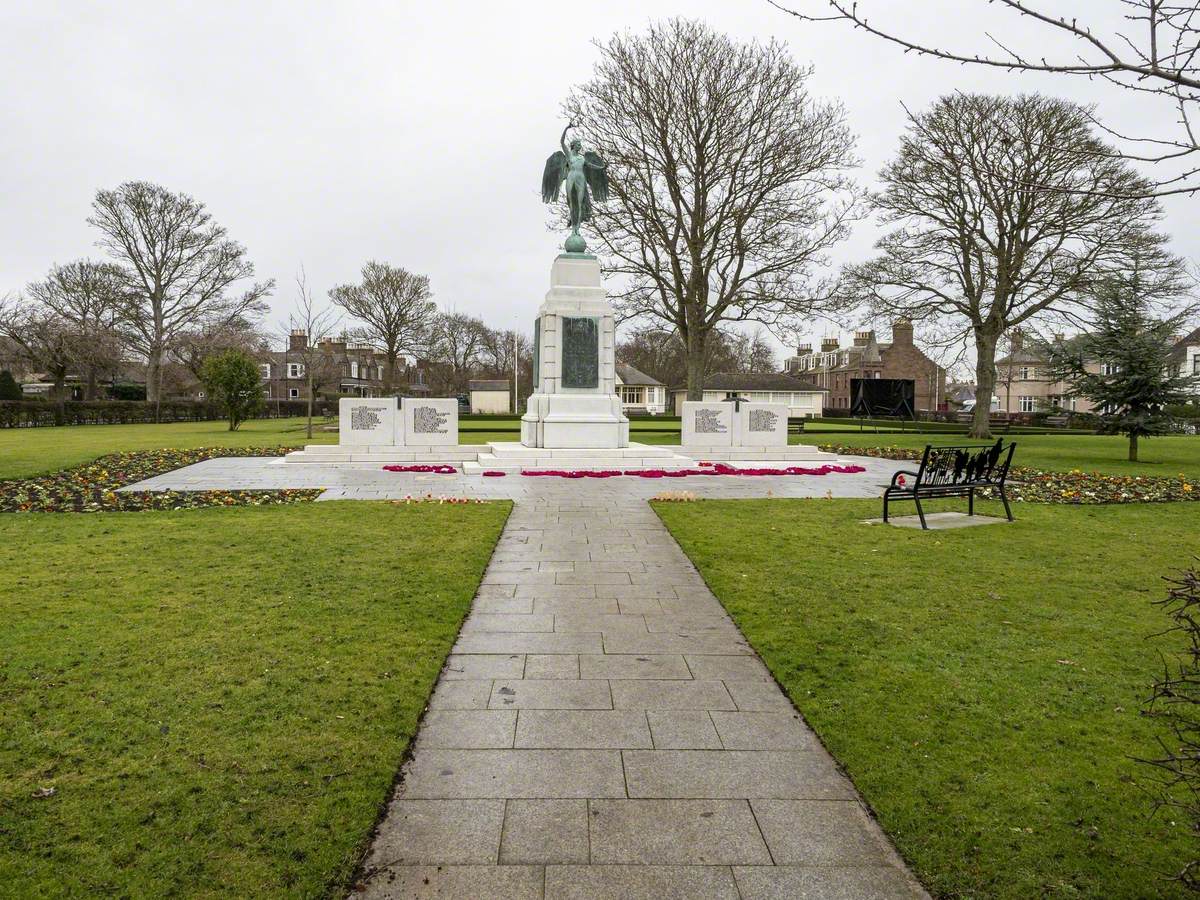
[350,361,359,379]
[1193,357,1200,375]
[288,388,299,399]
[259,363,271,379]
[1018,395,1036,413]
[1101,362,1120,376]
[287,362,304,378]
[197,391,205,400]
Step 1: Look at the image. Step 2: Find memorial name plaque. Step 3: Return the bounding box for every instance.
[738,402,788,446]
[561,316,599,389]
[338,397,397,447]
[401,397,458,446]
[681,401,733,447]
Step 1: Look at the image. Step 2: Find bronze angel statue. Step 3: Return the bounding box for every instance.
[542,122,609,253]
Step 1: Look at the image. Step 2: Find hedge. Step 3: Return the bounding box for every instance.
[0,399,337,428]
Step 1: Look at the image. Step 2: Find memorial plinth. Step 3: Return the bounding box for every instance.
[521,254,629,449]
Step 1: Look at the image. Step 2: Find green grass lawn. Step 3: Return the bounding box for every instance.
[6,415,1196,481]
[655,498,1198,899]
[0,500,509,898]
[817,431,1200,479]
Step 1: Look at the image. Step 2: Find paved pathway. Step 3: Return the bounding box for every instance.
[358,497,927,899]
[121,454,906,502]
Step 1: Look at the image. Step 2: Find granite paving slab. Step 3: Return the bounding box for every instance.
[355,496,927,898]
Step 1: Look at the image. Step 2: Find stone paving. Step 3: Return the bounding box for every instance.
[357,498,927,899]
[122,455,929,896]
[120,454,907,502]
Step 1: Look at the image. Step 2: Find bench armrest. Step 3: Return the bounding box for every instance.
[888,469,919,487]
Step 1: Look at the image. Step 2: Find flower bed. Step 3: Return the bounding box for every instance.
[818,443,1197,504]
[381,464,457,474]
[517,463,867,479]
[0,447,321,513]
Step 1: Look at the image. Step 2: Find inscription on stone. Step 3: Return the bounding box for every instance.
[561,316,599,389]
[350,406,382,431]
[413,405,449,434]
[695,409,727,434]
[748,408,779,432]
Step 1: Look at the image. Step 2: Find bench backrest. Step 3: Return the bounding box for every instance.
[915,439,1015,487]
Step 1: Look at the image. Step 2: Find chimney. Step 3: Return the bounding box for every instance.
[1053,332,1065,343]
[796,343,812,355]
[853,331,871,347]
[288,329,308,352]
[891,319,914,346]
[820,337,840,353]
[1008,328,1023,352]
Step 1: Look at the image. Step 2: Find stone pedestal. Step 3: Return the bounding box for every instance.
[521,254,628,449]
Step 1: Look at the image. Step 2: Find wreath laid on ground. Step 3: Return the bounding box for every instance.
[0,447,320,513]
[818,444,1197,505]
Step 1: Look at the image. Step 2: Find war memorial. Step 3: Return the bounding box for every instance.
[279,125,835,475]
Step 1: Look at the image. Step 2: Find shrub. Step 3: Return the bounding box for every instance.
[0,370,22,402]
[1141,565,1200,890]
[109,382,147,401]
[199,350,265,431]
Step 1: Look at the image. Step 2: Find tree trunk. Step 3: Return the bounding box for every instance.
[684,328,706,401]
[1129,430,1139,462]
[52,370,67,426]
[971,328,998,440]
[146,348,161,404]
[306,371,314,440]
[85,367,99,401]
[383,351,397,395]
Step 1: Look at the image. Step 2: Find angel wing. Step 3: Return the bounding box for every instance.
[541,151,567,203]
[583,151,609,202]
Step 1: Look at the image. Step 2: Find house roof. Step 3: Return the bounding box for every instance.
[673,372,828,393]
[1169,326,1200,362]
[469,379,510,392]
[615,362,663,386]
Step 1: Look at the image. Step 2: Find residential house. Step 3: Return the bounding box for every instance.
[262,331,428,401]
[615,362,668,415]
[784,320,946,412]
[669,373,827,418]
[1169,327,1200,393]
[993,331,1101,413]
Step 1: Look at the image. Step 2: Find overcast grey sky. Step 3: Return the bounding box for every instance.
[2,1,1193,364]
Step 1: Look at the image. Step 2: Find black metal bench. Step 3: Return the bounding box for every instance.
[883,439,1016,529]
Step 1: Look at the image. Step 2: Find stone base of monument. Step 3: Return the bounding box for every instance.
[462,440,696,474]
[273,444,484,465]
[519,254,630,450]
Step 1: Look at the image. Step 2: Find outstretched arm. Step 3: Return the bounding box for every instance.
[560,122,573,155]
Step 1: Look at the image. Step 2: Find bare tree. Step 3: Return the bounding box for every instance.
[0,296,75,422]
[88,181,273,414]
[565,18,860,400]
[328,261,436,394]
[728,329,780,375]
[477,326,532,412]
[282,268,342,439]
[427,312,486,396]
[24,260,125,399]
[841,93,1160,438]
[173,317,266,385]
[774,0,1200,196]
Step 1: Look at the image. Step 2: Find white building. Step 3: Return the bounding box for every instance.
[615,363,668,415]
[1171,327,1200,391]
[670,373,828,418]
[469,379,511,414]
